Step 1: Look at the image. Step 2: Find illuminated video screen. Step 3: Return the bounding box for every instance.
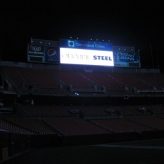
[60,48,114,66]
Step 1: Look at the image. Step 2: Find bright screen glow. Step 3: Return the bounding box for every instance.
[60,48,114,66]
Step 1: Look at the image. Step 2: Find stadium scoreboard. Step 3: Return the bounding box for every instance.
[27,38,140,68]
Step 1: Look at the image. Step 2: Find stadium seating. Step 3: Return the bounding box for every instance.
[4,118,55,135]
[91,118,152,133]
[2,64,164,96]
[1,61,164,151]
[0,119,33,135]
[44,117,109,136]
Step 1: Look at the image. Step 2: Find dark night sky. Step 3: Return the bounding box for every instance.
[1,2,163,71]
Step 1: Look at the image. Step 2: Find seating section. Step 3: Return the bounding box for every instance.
[2,67,64,95]
[67,105,108,117]
[2,65,164,95]
[91,118,151,133]
[5,118,55,135]
[1,102,164,137]
[105,105,152,117]
[15,104,164,118]
[1,64,164,137]
[110,73,153,90]
[0,119,33,135]
[16,105,72,117]
[44,118,109,136]
[141,105,164,115]
[57,71,94,89]
[128,116,164,130]
[136,73,164,89]
[84,72,124,91]
[6,104,164,136]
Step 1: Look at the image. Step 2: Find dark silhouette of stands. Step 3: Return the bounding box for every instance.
[1,61,164,162]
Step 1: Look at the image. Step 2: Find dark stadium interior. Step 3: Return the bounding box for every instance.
[1,3,164,164]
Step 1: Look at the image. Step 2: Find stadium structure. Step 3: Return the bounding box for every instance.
[1,38,164,163]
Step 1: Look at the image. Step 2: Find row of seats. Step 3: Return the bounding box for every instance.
[15,104,164,117]
[2,66,164,94]
[0,119,33,135]
[2,115,164,136]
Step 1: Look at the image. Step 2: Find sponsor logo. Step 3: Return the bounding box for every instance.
[93,55,112,61]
